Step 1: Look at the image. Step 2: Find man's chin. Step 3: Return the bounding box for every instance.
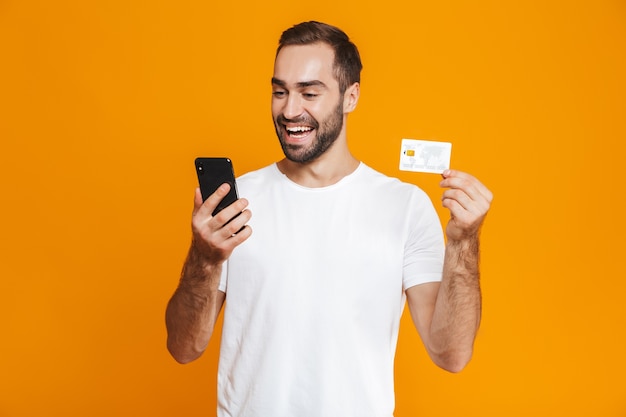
[277,129,339,164]
[283,147,314,164]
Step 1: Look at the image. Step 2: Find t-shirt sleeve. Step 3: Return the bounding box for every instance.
[402,191,445,290]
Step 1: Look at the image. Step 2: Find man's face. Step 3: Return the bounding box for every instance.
[271,43,345,164]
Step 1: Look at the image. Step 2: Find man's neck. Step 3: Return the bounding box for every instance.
[276,148,360,188]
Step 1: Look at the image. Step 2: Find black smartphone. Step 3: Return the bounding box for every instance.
[195,157,239,216]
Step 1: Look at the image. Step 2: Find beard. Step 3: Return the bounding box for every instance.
[274,99,344,164]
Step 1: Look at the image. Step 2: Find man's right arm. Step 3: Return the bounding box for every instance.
[165,184,252,364]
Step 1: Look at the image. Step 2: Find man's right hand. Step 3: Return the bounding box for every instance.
[191,183,252,265]
[165,183,251,364]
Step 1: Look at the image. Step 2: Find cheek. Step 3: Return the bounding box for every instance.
[306,102,329,120]
[271,97,290,117]
[271,102,280,119]
[315,109,337,126]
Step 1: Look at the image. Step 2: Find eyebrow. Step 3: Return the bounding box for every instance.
[271,77,328,89]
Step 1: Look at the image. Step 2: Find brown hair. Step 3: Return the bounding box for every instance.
[277,21,363,93]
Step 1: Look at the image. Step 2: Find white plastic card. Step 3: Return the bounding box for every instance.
[399,139,452,174]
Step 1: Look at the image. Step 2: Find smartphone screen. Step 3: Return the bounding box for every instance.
[194,157,238,216]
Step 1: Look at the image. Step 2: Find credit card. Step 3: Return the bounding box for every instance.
[399,139,452,174]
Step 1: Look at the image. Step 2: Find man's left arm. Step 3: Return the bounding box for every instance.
[406,170,493,373]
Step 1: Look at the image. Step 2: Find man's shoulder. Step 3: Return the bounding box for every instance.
[359,163,426,194]
[235,163,281,197]
[237,163,278,182]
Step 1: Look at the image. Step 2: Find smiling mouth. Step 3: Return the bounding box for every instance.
[285,125,314,139]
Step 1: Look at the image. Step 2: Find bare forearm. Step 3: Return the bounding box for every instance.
[166,245,225,364]
[429,237,482,372]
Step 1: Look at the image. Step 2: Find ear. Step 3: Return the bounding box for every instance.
[343,82,360,113]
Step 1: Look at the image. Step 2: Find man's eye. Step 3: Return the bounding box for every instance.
[272,91,286,97]
[303,93,319,99]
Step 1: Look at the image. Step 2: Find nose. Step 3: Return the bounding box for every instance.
[281,94,304,120]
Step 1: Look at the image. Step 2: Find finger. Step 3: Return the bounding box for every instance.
[197,183,232,218]
[212,205,251,241]
[442,197,484,231]
[443,190,491,224]
[441,176,483,206]
[442,188,474,213]
[211,210,253,253]
[193,187,203,212]
[441,170,493,203]
[191,188,210,234]
[212,198,249,229]
[442,197,464,218]
[221,209,252,239]
[219,224,253,251]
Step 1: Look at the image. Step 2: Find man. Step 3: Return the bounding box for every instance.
[166,21,492,416]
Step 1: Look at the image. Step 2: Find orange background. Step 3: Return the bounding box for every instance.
[1,1,625,416]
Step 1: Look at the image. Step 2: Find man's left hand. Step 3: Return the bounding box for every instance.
[440,170,493,242]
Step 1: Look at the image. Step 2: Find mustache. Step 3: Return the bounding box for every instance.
[276,114,319,129]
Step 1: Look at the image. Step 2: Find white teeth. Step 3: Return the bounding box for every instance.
[286,126,313,133]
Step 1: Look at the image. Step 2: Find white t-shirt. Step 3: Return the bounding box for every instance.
[217,163,444,417]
